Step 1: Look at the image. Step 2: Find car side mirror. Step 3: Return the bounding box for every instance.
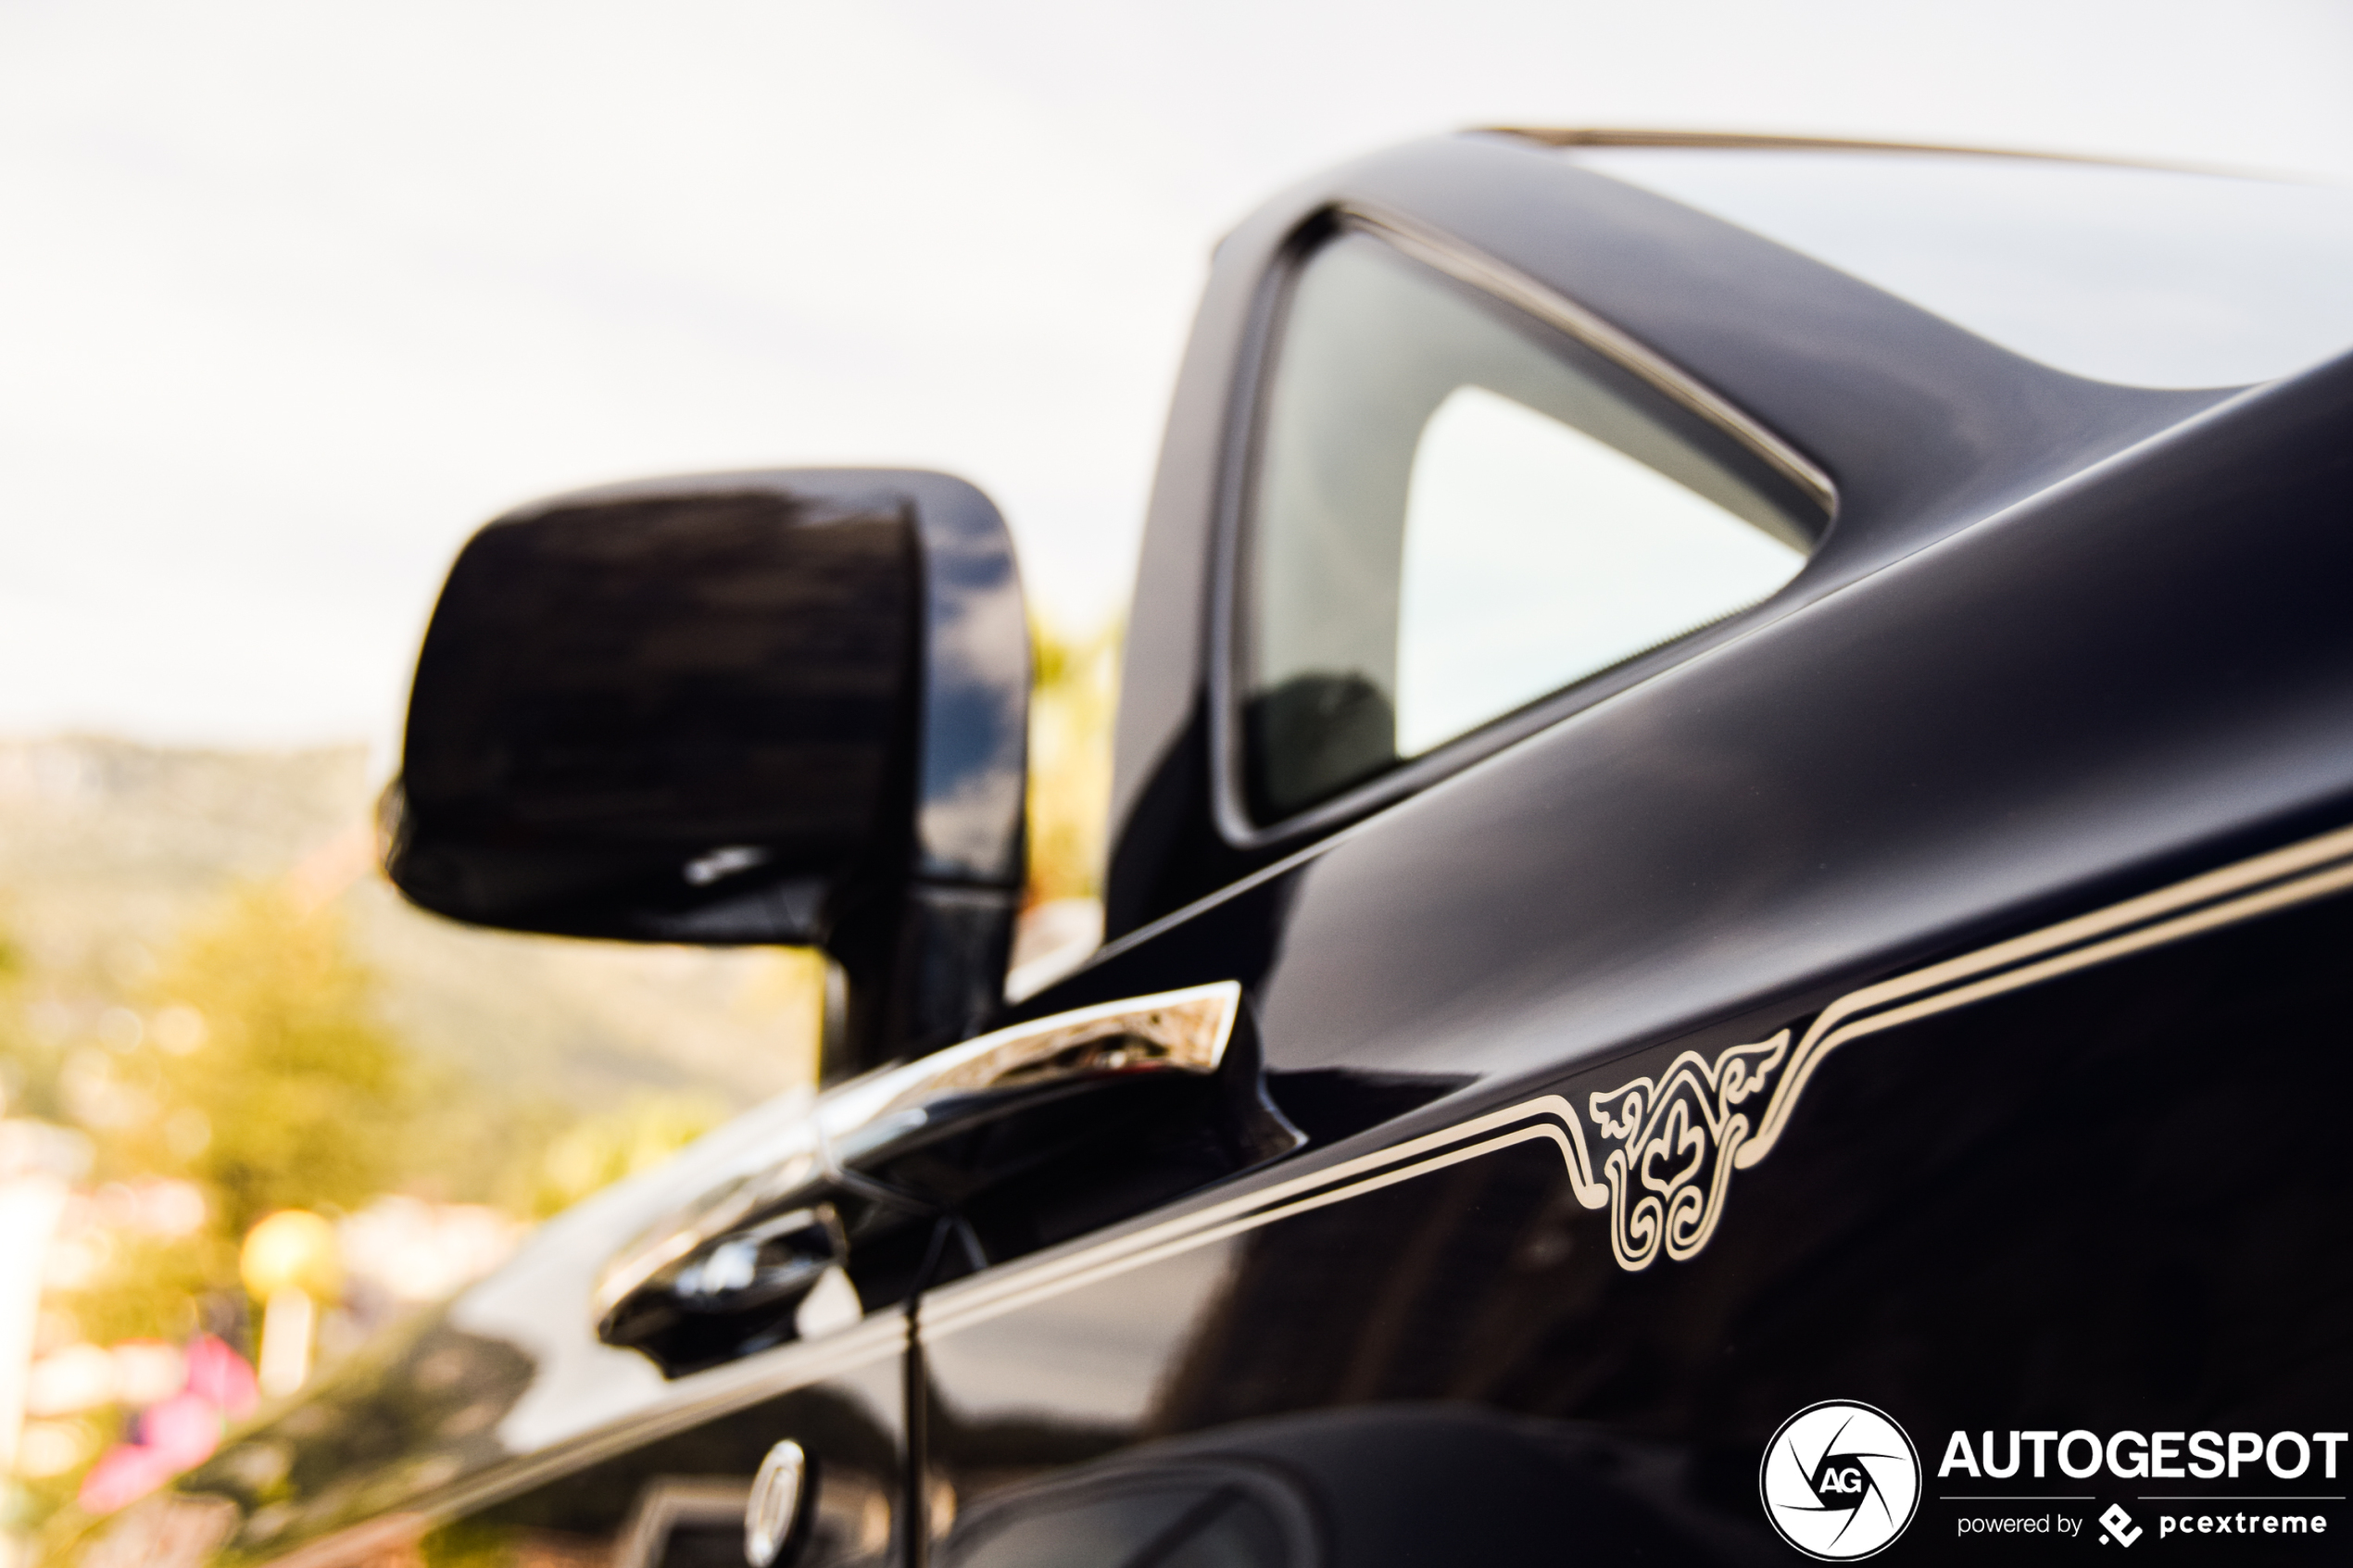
[379,469,1029,1082]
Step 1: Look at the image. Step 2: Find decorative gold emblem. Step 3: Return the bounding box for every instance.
[1573,1031,1790,1269]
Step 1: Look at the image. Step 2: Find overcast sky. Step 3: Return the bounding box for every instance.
[4,0,2350,748]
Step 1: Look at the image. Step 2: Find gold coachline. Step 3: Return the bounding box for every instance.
[1555,816,2353,1270]
[929,816,2353,1338]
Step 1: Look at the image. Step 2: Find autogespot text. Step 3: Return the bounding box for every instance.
[1937,1428,2347,1481]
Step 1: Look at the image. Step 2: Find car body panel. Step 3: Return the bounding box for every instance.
[1105,132,2238,929]
[925,868,2353,1564]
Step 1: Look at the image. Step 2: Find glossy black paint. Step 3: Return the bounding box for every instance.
[1106,131,2225,931]
[925,879,2353,1566]
[385,467,1030,1075]
[1072,347,2353,1092]
[387,475,915,943]
[60,132,2353,1568]
[935,1407,1735,1566]
[941,134,2353,1565]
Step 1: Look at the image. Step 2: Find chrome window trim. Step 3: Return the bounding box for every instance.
[1341,204,1836,514]
[1207,205,1836,852]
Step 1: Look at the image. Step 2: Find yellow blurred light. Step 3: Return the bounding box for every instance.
[239,1210,341,1299]
[15,1419,93,1478]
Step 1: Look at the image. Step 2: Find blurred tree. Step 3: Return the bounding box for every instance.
[118,885,411,1241]
[529,1092,726,1220]
[1026,617,1120,907]
[29,884,416,1358]
[0,909,63,1126]
[49,1232,229,1349]
[395,1054,570,1218]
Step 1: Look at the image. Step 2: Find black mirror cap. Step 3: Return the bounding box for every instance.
[382,469,1030,1072]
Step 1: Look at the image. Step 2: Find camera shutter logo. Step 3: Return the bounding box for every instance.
[1759,1400,1921,1560]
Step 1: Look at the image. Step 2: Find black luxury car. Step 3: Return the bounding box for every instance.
[57,132,2353,1567]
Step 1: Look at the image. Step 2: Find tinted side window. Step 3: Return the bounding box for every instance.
[1241,230,1817,822]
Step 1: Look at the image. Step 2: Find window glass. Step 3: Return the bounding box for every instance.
[1397,385,1802,756]
[1242,232,1812,822]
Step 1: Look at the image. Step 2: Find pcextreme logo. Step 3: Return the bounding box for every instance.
[1760,1400,1922,1561]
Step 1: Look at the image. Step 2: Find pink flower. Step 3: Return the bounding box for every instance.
[72,1335,257,1515]
[182,1335,257,1418]
[138,1393,224,1469]
[76,1443,180,1515]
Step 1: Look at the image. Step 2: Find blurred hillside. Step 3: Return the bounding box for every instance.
[0,735,819,1116]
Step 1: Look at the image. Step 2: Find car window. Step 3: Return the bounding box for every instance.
[1240,229,1814,822]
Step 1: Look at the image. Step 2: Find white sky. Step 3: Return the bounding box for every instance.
[3,0,2349,747]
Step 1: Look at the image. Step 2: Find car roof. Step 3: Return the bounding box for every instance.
[1483,126,2263,179]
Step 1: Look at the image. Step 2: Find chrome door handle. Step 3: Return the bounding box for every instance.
[595,981,1265,1372]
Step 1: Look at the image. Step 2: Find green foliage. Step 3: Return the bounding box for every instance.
[418,1517,529,1568]
[1027,616,1120,905]
[120,885,412,1239]
[394,1053,572,1214]
[10,1411,111,1523]
[0,907,55,1122]
[528,1091,726,1219]
[50,1230,233,1347]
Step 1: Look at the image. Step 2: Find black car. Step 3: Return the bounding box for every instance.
[61,130,2353,1567]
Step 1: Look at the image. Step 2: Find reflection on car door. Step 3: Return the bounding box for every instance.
[916,822,2353,1565]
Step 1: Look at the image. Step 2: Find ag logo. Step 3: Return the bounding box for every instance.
[1760,1400,1921,1560]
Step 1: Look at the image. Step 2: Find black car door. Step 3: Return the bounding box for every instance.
[909,136,2353,1566]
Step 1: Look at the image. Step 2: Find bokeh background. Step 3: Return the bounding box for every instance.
[4,0,2350,1554]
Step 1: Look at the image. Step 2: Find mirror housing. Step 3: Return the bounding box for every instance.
[381,469,1029,1081]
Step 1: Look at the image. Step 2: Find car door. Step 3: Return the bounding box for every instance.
[909,136,2353,1566]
